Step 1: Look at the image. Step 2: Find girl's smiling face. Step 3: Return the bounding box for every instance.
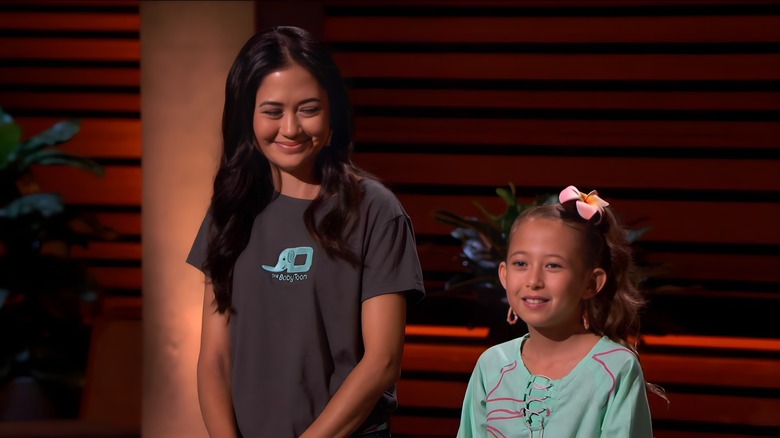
[499,217,606,336]
[253,61,331,189]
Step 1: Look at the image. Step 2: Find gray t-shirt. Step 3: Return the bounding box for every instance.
[187,178,425,437]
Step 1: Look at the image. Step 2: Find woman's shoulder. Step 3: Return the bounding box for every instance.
[360,177,395,199]
[359,177,406,214]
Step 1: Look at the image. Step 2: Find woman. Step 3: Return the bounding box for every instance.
[187,26,425,437]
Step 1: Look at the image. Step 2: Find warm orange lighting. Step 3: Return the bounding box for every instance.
[140,2,255,437]
[406,324,490,339]
[642,334,780,352]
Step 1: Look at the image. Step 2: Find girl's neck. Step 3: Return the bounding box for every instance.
[521,329,601,380]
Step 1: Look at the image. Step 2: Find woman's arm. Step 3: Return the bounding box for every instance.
[301,292,407,438]
[197,282,238,437]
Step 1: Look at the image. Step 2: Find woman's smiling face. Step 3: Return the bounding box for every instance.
[253,61,331,186]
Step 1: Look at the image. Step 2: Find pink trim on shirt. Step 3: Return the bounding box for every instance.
[486,361,520,402]
[591,347,632,400]
[487,424,509,438]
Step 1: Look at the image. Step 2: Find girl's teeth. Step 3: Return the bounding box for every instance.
[525,298,545,304]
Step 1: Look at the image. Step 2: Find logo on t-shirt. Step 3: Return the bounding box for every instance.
[262,246,313,282]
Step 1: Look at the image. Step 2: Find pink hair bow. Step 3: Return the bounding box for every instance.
[559,185,609,222]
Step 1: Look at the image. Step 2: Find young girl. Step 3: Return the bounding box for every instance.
[458,185,663,438]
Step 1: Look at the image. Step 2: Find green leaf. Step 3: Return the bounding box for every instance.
[539,193,558,205]
[433,210,474,229]
[495,183,517,209]
[18,149,104,176]
[11,119,81,160]
[498,210,519,237]
[445,275,502,292]
[472,201,502,225]
[434,211,504,244]
[626,226,651,243]
[436,208,505,239]
[0,192,65,219]
[0,108,22,169]
[468,184,522,234]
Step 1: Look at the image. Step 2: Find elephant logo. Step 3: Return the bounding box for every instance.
[262,246,313,273]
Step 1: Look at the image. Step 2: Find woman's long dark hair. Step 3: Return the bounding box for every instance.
[204,26,367,313]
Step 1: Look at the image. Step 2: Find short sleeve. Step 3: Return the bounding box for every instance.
[601,357,654,438]
[359,182,425,304]
[186,212,213,275]
[458,357,488,437]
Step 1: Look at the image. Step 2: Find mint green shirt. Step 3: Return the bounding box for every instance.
[458,334,653,438]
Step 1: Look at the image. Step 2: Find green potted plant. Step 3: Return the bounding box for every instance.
[0,106,106,419]
[431,183,650,342]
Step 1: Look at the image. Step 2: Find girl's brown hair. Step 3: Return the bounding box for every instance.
[509,201,667,401]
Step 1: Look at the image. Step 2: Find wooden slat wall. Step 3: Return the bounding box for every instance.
[314,0,780,436]
[319,0,780,338]
[0,0,141,297]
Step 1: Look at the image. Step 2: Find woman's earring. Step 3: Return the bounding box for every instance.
[507,307,518,325]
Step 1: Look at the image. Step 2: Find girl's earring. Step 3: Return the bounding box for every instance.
[506,307,518,325]
[582,310,590,331]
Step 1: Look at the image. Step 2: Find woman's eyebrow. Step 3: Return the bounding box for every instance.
[258,97,321,107]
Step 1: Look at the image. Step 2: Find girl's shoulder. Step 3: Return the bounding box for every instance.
[586,337,644,377]
[477,335,526,367]
[591,337,638,358]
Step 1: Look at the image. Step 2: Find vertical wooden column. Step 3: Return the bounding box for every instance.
[140,1,254,436]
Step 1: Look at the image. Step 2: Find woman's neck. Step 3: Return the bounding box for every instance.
[274,171,321,200]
